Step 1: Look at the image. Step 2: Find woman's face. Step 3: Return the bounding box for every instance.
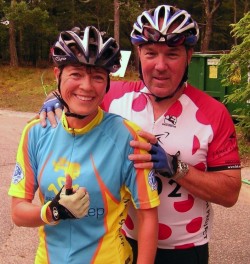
[54,65,108,121]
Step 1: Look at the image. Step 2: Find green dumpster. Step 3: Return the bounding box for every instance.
[188,53,246,118]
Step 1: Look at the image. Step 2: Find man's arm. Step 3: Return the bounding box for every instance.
[136,207,158,264]
[128,130,241,208]
[176,167,241,207]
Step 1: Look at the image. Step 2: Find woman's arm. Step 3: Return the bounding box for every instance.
[11,187,90,227]
[136,207,158,264]
[11,197,47,227]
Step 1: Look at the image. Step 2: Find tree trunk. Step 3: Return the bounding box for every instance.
[114,0,120,44]
[9,0,18,67]
[201,0,222,52]
[233,0,237,45]
[9,21,18,67]
[244,0,249,13]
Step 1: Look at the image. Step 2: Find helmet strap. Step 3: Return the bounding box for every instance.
[106,75,110,93]
[53,91,88,120]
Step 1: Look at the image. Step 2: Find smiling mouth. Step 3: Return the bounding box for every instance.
[75,94,94,101]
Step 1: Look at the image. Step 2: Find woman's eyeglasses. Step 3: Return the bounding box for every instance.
[142,26,186,47]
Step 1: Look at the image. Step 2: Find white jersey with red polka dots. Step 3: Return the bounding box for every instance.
[102,81,240,249]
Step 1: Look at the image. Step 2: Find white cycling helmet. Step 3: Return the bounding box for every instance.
[131,5,199,47]
[52,26,121,73]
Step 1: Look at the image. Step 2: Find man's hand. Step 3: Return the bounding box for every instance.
[128,130,178,178]
[39,93,63,128]
[128,130,157,169]
[48,186,90,221]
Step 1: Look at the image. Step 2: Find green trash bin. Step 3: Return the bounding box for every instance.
[188,52,247,118]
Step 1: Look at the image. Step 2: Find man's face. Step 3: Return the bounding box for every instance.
[138,43,193,98]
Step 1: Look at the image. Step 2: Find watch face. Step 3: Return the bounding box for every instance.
[174,161,189,180]
[52,206,59,220]
[182,163,188,171]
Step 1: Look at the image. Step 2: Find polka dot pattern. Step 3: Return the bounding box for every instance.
[194,162,206,171]
[158,223,172,240]
[166,100,183,117]
[109,85,220,248]
[124,214,134,230]
[174,194,195,213]
[186,217,202,233]
[175,243,195,249]
[196,108,209,125]
[192,135,200,155]
[132,94,147,112]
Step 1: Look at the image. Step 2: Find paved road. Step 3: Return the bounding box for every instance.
[0,109,249,264]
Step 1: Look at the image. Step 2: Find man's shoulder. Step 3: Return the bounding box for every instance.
[102,80,144,111]
[108,80,144,98]
[184,83,233,125]
[109,80,144,93]
[185,84,227,110]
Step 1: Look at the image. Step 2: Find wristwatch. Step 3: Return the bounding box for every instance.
[173,160,189,181]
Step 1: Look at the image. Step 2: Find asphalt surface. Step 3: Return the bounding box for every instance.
[0,109,249,264]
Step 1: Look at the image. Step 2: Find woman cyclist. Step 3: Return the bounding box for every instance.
[8,26,159,264]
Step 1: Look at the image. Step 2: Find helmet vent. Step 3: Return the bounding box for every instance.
[51,26,121,72]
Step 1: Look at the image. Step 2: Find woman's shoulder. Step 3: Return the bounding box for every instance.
[22,118,58,140]
[102,112,141,138]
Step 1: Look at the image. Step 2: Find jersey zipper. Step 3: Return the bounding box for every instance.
[66,128,76,176]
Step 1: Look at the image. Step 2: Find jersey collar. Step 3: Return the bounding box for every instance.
[61,107,104,135]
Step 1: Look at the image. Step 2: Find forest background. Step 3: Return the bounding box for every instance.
[0,0,249,161]
[0,0,249,67]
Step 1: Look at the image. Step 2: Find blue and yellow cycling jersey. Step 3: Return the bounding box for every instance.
[8,108,159,264]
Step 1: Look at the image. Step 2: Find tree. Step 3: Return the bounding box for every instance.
[201,0,222,52]
[0,0,248,66]
[9,0,18,67]
[114,0,119,44]
[244,0,249,13]
[5,0,51,66]
[220,12,250,139]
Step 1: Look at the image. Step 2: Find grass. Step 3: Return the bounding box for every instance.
[236,127,250,167]
[0,66,57,112]
[0,65,249,164]
[0,65,139,113]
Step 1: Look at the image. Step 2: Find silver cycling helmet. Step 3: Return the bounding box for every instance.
[52,26,121,73]
[131,5,199,47]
